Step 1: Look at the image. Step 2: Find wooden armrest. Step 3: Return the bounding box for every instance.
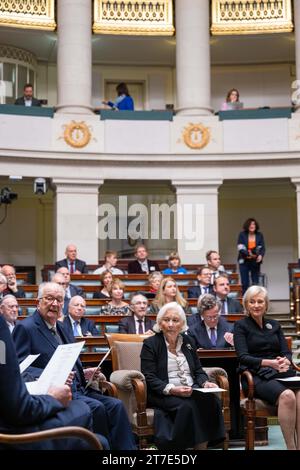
[0,426,102,449]
[100,379,118,397]
[292,361,300,372]
[131,377,148,428]
[241,370,255,399]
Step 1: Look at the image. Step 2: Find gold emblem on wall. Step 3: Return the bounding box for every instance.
[182,123,210,150]
[63,121,92,148]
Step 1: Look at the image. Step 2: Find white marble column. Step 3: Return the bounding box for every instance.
[172,179,222,264]
[56,0,93,114]
[52,178,103,264]
[175,0,212,115]
[294,0,300,111]
[292,178,300,256]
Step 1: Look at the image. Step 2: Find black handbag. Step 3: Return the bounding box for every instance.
[256,367,296,380]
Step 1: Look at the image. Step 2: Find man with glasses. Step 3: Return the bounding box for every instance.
[0,294,19,333]
[118,293,155,334]
[187,266,213,299]
[1,265,25,298]
[52,270,83,316]
[12,282,136,450]
[187,294,233,349]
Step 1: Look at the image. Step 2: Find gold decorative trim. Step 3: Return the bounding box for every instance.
[93,0,174,36]
[182,123,210,150]
[0,0,56,31]
[211,0,293,35]
[0,45,37,67]
[63,121,92,149]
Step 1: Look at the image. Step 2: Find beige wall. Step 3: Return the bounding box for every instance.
[37,61,293,111]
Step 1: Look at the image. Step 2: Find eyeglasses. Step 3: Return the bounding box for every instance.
[205,315,219,321]
[41,295,64,304]
[175,357,188,386]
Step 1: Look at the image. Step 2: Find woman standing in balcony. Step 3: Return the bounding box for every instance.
[102,82,134,111]
[221,88,241,110]
[237,217,265,294]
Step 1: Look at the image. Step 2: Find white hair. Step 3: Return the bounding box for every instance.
[153,301,188,333]
[38,282,64,299]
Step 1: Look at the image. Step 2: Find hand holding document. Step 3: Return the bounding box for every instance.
[85,347,111,390]
[26,341,85,395]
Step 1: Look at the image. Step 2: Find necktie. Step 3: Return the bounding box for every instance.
[221,299,226,315]
[50,326,63,345]
[210,328,217,347]
[73,320,81,336]
[70,262,75,274]
[137,319,144,335]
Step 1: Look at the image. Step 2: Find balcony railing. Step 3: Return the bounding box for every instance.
[0,0,55,30]
[93,0,174,35]
[211,0,293,35]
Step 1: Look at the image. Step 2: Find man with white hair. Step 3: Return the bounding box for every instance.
[1,265,25,298]
[118,293,154,334]
[13,282,136,450]
[55,244,88,274]
[63,296,98,337]
[0,294,19,333]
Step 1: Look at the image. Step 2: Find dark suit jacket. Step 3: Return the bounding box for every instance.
[14,97,41,106]
[3,286,25,298]
[224,297,243,314]
[237,230,265,263]
[187,315,233,349]
[140,332,208,400]
[55,258,88,274]
[63,315,99,337]
[0,316,96,450]
[12,310,86,386]
[118,316,155,334]
[187,284,214,299]
[127,259,160,274]
[63,284,85,315]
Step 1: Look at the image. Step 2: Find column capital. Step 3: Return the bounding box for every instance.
[291,177,300,189]
[172,179,223,195]
[52,178,103,194]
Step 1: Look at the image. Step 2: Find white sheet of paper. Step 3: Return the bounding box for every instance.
[19,354,40,374]
[25,341,85,395]
[276,376,300,382]
[193,387,226,393]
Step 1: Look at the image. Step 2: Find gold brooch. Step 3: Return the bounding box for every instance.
[182,123,210,150]
[63,121,92,148]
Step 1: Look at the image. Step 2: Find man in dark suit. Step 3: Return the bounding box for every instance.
[128,244,160,274]
[12,282,136,450]
[0,295,19,333]
[187,294,233,349]
[55,244,88,274]
[1,265,25,298]
[187,266,214,299]
[56,267,84,315]
[213,275,243,314]
[14,83,41,107]
[64,296,98,337]
[119,293,155,334]
[0,315,99,450]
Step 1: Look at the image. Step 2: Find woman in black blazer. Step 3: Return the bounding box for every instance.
[234,286,300,450]
[141,302,225,450]
[237,217,265,294]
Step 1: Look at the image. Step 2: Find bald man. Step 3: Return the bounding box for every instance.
[55,244,88,274]
[1,265,25,298]
[63,296,98,337]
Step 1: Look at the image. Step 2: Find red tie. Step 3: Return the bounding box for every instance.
[70,262,74,274]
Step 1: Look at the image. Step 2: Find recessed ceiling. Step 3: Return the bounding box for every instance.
[0,26,295,66]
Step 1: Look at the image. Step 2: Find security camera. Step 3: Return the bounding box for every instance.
[34,178,47,195]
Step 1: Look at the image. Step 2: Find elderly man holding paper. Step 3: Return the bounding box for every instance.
[13,282,136,450]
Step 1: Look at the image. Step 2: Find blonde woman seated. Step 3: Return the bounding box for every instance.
[100,278,131,316]
[141,302,225,450]
[162,252,187,275]
[234,286,300,450]
[93,270,113,299]
[149,277,191,315]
